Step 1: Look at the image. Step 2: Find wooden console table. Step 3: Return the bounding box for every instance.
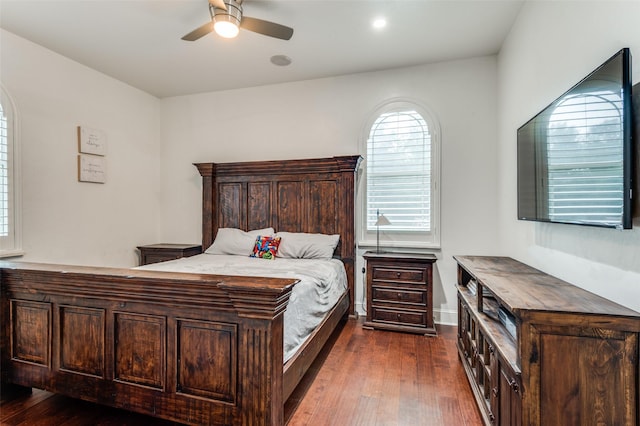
[455,255,640,426]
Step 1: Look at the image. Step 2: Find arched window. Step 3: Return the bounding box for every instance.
[360,100,440,249]
[0,85,22,256]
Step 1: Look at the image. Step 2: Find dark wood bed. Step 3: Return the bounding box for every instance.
[0,155,361,425]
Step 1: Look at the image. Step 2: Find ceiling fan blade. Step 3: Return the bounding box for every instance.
[240,16,293,40]
[181,22,214,41]
[208,0,227,11]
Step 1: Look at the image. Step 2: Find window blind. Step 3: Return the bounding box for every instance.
[0,101,8,237]
[546,91,624,224]
[367,110,431,232]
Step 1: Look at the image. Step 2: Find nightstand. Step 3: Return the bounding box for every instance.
[363,251,437,336]
[137,243,202,266]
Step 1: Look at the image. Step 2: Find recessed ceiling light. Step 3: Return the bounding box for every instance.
[270,55,292,66]
[372,18,387,30]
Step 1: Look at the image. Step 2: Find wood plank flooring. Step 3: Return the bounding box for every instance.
[1,319,482,425]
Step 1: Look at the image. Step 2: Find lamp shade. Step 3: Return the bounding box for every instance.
[375,210,391,254]
[375,214,391,227]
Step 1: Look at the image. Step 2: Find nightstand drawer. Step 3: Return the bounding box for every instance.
[372,287,426,306]
[372,267,426,285]
[371,307,426,327]
[143,253,183,265]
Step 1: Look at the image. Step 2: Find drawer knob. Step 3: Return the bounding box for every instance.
[396,272,401,278]
[397,313,402,320]
[397,292,403,300]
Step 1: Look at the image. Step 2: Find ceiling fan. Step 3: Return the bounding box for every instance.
[182,0,293,41]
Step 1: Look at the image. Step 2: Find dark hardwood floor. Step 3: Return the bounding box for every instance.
[1,319,482,425]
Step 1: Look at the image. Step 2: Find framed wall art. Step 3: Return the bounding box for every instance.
[77,126,107,156]
[78,154,106,184]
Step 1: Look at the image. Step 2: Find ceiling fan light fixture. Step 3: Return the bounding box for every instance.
[183,0,293,42]
[214,20,240,38]
[212,0,242,38]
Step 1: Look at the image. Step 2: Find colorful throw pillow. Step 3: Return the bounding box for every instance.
[251,236,281,260]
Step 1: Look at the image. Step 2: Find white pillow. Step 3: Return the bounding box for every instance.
[275,232,340,259]
[205,227,275,256]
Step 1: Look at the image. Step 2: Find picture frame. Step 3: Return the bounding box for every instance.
[78,154,106,183]
[77,126,107,156]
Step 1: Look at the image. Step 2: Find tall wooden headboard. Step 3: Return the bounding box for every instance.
[194,155,362,315]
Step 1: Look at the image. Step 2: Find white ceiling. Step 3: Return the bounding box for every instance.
[0,0,524,98]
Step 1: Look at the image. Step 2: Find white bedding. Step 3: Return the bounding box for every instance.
[137,253,347,362]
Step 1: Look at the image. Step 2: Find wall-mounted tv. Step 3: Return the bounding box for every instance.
[517,48,633,229]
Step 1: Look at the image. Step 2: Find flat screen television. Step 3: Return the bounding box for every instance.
[517,48,633,229]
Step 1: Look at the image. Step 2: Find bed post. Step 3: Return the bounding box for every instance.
[335,156,362,316]
[194,163,217,251]
[219,281,293,425]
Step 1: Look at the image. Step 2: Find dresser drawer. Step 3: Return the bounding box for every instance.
[372,287,427,306]
[372,266,426,285]
[371,307,427,327]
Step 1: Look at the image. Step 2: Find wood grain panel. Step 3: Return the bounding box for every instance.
[276,181,303,232]
[177,320,237,403]
[539,330,632,426]
[59,306,105,377]
[247,182,271,230]
[11,300,50,366]
[115,313,166,389]
[218,183,243,229]
[308,180,337,234]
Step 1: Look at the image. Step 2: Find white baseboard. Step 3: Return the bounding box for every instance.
[434,308,457,326]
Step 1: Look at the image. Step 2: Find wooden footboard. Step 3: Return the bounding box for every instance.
[0,262,297,425]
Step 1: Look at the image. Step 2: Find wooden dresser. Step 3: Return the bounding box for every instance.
[363,252,437,336]
[137,243,202,266]
[455,255,640,426]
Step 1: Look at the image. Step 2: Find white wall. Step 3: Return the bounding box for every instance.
[0,29,161,267]
[160,56,501,323]
[497,1,640,311]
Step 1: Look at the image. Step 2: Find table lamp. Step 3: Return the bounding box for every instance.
[375,209,391,254]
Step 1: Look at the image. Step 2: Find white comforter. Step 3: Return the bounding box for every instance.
[137,254,347,362]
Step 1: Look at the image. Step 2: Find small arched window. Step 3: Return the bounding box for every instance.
[360,100,440,249]
[0,85,22,256]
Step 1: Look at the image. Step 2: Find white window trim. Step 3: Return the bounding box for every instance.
[357,97,441,250]
[0,84,23,258]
